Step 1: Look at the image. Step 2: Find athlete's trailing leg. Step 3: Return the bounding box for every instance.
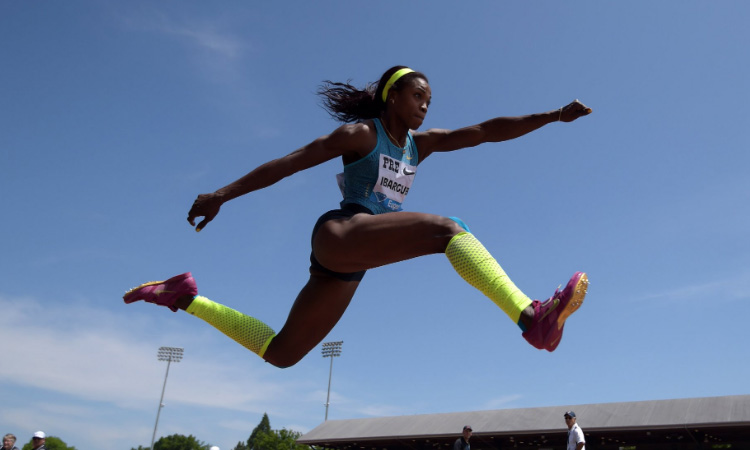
[123,271,359,368]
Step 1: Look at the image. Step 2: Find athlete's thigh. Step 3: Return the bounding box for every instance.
[313,211,463,273]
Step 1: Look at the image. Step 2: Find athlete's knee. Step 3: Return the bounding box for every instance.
[423,216,466,250]
[264,350,304,369]
[266,358,298,369]
[434,216,468,237]
[433,216,470,252]
[447,216,471,233]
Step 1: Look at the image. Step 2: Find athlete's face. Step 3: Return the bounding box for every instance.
[392,77,431,130]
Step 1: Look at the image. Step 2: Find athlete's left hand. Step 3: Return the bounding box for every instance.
[187,192,223,232]
[559,99,592,122]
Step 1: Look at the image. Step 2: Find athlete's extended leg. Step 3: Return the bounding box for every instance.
[124,273,276,358]
[123,271,359,368]
[184,271,359,368]
[313,212,539,329]
[313,211,587,352]
[313,212,539,326]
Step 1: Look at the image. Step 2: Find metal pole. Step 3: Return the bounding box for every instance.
[325,353,334,421]
[150,347,183,449]
[151,358,171,449]
[321,341,342,421]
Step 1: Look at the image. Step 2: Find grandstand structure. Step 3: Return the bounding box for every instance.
[298,394,749,449]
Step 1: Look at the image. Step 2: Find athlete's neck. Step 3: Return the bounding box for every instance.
[380,116,407,148]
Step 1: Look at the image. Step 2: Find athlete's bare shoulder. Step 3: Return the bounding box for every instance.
[327,120,377,161]
[335,120,377,142]
[412,127,451,161]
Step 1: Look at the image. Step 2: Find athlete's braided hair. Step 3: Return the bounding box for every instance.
[317,65,428,123]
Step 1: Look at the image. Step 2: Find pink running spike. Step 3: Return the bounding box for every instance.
[522,272,588,352]
[123,272,198,312]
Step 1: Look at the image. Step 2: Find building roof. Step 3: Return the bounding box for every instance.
[297,394,750,449]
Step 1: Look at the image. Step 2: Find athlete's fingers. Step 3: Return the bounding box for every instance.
[195,217,212,232]
[187,205,206,226]
[187,199,201,226]
[187,208,202,227]
[189,208,216,232]
[187,193,220,228]
[561,100,592,122]
[574,99,592,114]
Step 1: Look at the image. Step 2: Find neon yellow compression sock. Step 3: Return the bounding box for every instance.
[186,296,276,358]
[445,232,532,324]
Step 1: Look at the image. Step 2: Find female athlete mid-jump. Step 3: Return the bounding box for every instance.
[124,66,591,368]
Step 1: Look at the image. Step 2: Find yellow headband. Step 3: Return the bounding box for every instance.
[381,68,415,102]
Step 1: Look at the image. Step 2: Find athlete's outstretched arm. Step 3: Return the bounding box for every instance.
[187,123,374,231]
[415,99,591,161]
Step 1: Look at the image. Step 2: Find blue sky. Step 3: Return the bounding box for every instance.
[2,2,749,449]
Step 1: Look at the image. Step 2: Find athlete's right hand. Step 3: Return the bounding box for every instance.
[187,193,223,232]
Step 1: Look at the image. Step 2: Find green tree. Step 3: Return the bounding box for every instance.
[258,427,305,450]
[232,441,249,450]
[243,414,310,450]
[247,413,272,450]
[131,434,215,450]
[21,436,76,450]
[153,434,208,450]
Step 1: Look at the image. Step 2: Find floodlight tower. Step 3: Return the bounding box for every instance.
[321,341,343,421]
[151,346,184,449]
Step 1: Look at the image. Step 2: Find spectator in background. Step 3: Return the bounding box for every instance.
[31,432,46,450]
[565,411,585,450]
[2,434,19,450]
[453,425,472,450]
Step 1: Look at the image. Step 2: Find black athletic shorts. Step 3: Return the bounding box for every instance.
[309,203,373,282]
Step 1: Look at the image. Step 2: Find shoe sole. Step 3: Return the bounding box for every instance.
[123,279,168,301]
[556,272,588,330]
